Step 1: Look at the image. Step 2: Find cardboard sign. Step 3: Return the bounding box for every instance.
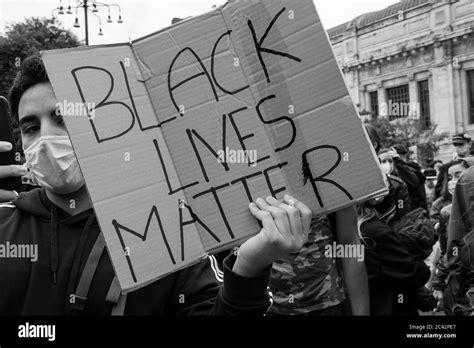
[42,0,388,293]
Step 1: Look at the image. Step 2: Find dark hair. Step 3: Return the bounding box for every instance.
[8,55,49,121]
[364,124,381,154]
[423,168,437,178]
[440,159,469,200]
[378,148,391,156]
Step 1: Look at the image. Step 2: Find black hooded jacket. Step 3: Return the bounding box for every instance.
[360,217,430,315]
[0,188,271,315]
[393,158,427,211]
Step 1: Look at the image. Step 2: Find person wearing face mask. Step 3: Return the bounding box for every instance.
[386,145,428,212]
[444,164,474,315]
[451,133,472,160]
[430,160,470,307]
[434,134,474,200]
[423,168,437,211]
[357,198,431,315]
[22,135,85,195]
[377,150,411,219]
[378,150,394,177]
[0,55,314,316]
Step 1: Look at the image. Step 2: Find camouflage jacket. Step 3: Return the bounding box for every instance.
[268,215,345,315]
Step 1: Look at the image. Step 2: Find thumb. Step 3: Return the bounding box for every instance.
[0,141,13,152]
[0,189,19,203]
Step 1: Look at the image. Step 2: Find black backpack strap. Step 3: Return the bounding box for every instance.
[70,233,106,312]
[106,275,127,316]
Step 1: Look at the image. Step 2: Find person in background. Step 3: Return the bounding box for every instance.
[435,134,473,199]
[430,160,470,308]
[423,168,437,210]
[378,152,436,311]
[452,134,472,161]
[268,206,370,316]
[378,149,395,175]
[423,167,440,290]
[388,145,428,212]
[378,149,411,219]
[443,165,474,315]
[433,160,443,176]
[357,199,431,315]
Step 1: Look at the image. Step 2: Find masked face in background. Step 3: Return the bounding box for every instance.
[447,163,468,197]
[368,179,398,224]
[379,153,394,175]
[454,142,471,158]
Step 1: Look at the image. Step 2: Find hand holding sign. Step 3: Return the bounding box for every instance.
[233,195,311,278]
[42,0,388,292]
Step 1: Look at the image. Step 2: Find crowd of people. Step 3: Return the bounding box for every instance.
[360,125,474,316]
[265,127,474,316]
[0,55,473,316]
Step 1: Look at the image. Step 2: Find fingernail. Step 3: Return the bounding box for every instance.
[266,196,276,202]
[289,199,295,208]
[256,198,264,204]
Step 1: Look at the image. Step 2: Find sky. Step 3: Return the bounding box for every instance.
[0,0,398,45]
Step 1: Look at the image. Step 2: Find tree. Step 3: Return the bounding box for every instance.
[366,116,448,167]
[0,17,81,98]
[0,17,81,154]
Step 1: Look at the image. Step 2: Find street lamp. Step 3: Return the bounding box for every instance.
[52,0,124,45]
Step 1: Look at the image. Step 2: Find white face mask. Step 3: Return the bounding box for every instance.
[380,162,393,175]
[24,135,85,195]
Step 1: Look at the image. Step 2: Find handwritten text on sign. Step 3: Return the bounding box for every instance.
[43,0,387,292]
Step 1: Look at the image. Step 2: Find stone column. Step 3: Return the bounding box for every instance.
[377,82,387,118]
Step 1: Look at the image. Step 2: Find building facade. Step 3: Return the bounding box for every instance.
[328,0,474,160]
